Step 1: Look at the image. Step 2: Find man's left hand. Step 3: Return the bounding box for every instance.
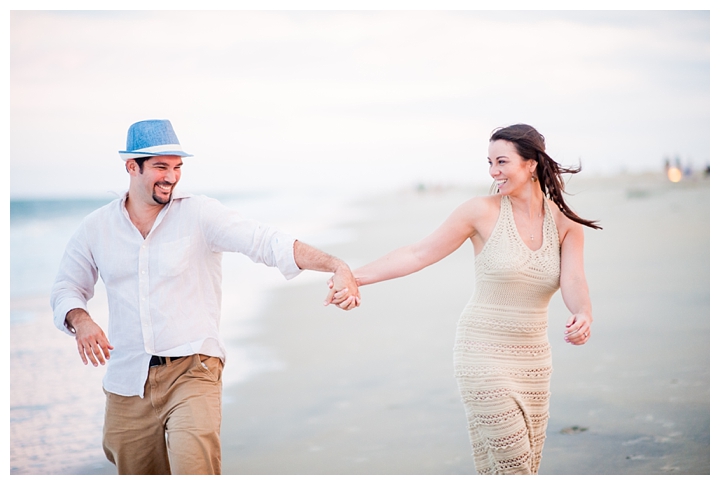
[324,268,360,310]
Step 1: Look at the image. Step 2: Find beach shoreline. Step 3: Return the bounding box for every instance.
[11,172,710,475]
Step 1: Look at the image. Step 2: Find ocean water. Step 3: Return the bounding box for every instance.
[9,188,370,475]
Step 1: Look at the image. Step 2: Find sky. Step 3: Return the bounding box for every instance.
[9,7,711,199]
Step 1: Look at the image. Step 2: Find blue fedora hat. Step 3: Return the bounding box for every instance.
[119,119,193,161]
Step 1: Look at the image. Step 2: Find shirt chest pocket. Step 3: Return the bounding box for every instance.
[158,237,192,277]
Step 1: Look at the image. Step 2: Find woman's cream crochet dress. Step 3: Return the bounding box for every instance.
[454,195,561,474]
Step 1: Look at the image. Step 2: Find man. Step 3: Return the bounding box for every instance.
[50,119,359,475]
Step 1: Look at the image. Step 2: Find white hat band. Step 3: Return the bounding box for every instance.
[126,144,184,154]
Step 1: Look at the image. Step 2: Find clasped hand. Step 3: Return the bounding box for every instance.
[324,270,361,311]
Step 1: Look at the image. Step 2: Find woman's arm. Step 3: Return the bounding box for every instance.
[559,221,593,345]
[352,197,484,287]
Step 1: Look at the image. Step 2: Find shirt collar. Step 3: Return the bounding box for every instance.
[171,190,191,200]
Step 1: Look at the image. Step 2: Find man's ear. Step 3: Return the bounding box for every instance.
[126,159,137,174]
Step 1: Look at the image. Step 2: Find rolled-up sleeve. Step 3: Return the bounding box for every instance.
[50,223,99,336]
[200,197,302,280]
[266,231,302,280]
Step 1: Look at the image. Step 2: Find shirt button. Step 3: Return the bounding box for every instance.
[141,270,146,274]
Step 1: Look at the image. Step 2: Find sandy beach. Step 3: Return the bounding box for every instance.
[218,173,710,475]
[12,172,710,475]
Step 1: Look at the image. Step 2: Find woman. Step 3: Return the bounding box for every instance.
[331,124,601,474]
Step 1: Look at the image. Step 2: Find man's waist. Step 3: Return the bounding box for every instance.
[148,355,185,367]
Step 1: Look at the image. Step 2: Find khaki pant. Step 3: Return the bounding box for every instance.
[102,354,223,474]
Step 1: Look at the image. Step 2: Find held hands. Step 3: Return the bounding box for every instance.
[66,309,114,366]
[564,312,592,345]
[324,266,361,311]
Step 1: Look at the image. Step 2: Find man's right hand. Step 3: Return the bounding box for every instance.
[66,309,114,366]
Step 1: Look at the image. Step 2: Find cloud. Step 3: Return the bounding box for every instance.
[10,10,710,197]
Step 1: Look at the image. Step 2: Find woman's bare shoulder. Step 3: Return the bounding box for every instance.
[457,194,501,213]
[448,194,500,224]
[448,195,502,242]
[546,198,583,241]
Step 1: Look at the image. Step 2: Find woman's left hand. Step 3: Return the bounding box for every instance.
[564,313,592,345]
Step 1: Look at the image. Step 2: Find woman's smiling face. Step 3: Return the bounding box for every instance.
[487,139,537,195]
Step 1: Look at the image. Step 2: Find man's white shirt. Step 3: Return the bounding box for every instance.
[51,192,301,397]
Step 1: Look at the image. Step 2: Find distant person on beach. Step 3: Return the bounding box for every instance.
[50,119,360,475]
[329,124,601,474]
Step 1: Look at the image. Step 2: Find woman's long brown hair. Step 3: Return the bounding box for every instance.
[490,124,602,230]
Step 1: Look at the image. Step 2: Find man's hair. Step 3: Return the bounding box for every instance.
[128,156,151,173]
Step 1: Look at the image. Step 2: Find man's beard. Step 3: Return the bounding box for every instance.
[152,185,173,205]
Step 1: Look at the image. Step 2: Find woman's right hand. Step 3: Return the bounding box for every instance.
[325,276,361,310]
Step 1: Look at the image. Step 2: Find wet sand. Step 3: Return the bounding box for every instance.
[43,172,709,475]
